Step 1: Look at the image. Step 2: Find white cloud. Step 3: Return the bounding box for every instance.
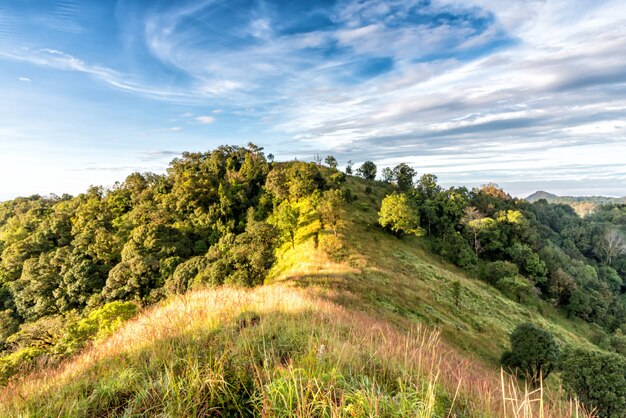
[18,76,31,83]
[195,115,215,124]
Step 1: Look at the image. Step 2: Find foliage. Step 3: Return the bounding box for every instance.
[378,193,424,237]
[356,161,377,181]
[391,163,417,191]
[561,348,626,417]
[482,261,519,284]
[317,189,344,236]
[271,201,300,249]
[500,323,559,386]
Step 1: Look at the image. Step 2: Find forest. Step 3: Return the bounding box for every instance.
[2,144,626,415]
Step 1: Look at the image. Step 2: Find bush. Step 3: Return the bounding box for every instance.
[501,323,559,386]
[496,276,534,303]
[60,301,138,354]
[481,261,519,284]
[561,348,626,417]
[0,347,44,385]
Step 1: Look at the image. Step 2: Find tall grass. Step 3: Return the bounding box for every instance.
[0,284,592,417]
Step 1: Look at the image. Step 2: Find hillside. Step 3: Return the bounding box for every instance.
[0,162,611,416]
[2,147,626,416]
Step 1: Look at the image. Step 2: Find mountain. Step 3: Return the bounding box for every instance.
[526,190,559,201]
[527,190,626,216]
[1,147,625,416]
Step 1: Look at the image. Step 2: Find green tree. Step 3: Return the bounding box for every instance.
[265,167,290,203]
[392,163,416,191]
[381,167,393,183]
[561,349,626,417]
[317,189,344,236]
[356,161,377,181]
[378,193,424,237]
[271,201,300,249]
[324,155,338,170]
[345,160,353,175]
[501,323,559,386]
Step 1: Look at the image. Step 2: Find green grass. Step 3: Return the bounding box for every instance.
[270,174,603,373]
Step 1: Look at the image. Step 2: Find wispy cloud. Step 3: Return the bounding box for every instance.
[195,115,215,124]
[18,76,31,82]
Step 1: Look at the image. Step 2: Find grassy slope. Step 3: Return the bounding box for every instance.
[0,174,601,417]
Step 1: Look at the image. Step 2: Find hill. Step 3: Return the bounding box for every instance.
[1,146,626,416]
[527,190,626,216]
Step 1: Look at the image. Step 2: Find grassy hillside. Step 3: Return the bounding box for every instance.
[272,176,603,364]
[0,174,600,417]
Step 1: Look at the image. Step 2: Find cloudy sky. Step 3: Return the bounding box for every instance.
[1,0,625,200]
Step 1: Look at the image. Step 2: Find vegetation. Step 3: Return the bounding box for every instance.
[501,323,560,386]
[1,144,626,415]
[561,349,626,417]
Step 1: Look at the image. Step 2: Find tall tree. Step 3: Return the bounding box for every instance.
[356,161,377,181]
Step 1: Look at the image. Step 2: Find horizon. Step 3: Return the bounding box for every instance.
[1,0,625,200]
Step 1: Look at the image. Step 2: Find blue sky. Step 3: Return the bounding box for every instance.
[1,0,625,200]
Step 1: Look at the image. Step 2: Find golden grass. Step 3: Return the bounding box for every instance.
[0,283,592,417]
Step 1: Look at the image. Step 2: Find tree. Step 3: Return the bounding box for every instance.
[416,174,440,199]
[324,155,338,170]
[501,323,559,386]
[381,167,393,183]
[265,168,290,203]
[345,160,353,175]
[272,201,300,249]
[548,268,576,307]
[317,189,344,236]
[392,163,416,191]
[507,243,548,285]
[462,207,487,257]
[561,349,626,417]
[595,229,626,266]
[378,193,424,237]
[356,161,377,181]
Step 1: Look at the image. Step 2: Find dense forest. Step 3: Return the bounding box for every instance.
[2,144,626,415]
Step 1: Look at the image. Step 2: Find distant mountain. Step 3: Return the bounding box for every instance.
[526,191,559,202]
[526,190,626,216]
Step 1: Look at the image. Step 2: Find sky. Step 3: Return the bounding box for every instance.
[1,0,625,200]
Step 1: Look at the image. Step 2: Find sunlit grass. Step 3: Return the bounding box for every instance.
[0,283,589,417]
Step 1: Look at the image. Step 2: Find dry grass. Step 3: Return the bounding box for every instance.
[0,283,591,417]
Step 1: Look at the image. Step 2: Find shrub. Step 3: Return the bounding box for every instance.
[561,348,626,417]
[0,347,44,386]
[481,261,519,284]
[496,276,534,303]
[59,301,138,354]
[501,323,559,386]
